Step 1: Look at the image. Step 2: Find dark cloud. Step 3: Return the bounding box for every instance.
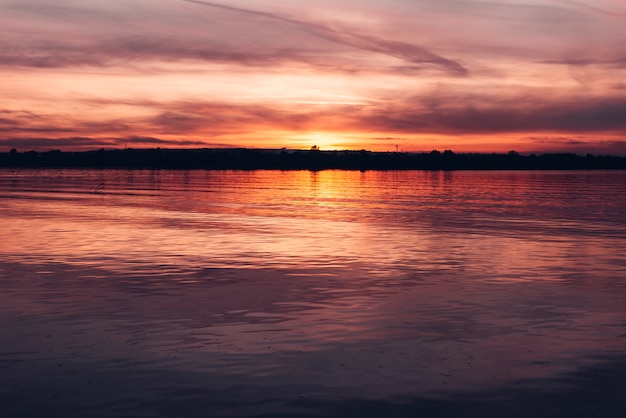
[541,57,626,67]
[0,135,210,151]
[355,95,626,134]
[124,136,209,147]
[526,136,626,155]
[0,137,117,149]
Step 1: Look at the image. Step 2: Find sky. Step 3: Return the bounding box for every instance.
[1,0,626,154]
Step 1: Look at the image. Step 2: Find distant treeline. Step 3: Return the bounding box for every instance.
[1,148,626,170]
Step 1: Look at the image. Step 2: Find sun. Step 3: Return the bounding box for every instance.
[294,133,352,151]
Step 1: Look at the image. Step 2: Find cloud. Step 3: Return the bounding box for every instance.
[542,58,626,67]
[0,137,116,149]
[124,136,210,147]
[0,38,309,69]
[0,0,466,75]
[526,136,626,155]
[0,109,75,134]
[2,1,626,154]
[556,0,626,19]
[4,0,626,76]
[0,108,135,138]
[177,0,468,75]
[116,92,626,139]
[0,135,210,151]
[0,109,42,121]
[146,101,325,136]
[324,32,467,76]
[355,94,626,134]
[7,92,626,148]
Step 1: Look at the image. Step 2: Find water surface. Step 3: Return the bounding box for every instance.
[1,169,625,417]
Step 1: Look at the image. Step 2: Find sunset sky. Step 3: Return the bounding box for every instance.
[2,0,626,154]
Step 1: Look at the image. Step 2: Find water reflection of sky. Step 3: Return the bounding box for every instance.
[1,169,625,417]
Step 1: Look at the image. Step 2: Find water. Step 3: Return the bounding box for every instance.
[1,169,625,417]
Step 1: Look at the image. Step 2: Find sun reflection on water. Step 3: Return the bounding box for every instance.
[1,169,626,416]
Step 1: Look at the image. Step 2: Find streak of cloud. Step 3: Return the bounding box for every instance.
[178,0,468,75]
[557,0,626,19]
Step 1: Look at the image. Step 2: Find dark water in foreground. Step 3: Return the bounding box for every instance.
[1,169,625,417]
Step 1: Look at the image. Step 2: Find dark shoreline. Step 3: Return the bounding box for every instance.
[2,148,626,170]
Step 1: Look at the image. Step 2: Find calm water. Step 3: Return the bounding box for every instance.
[1,169,625,417]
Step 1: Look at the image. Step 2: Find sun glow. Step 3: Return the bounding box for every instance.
[292,133,356,151]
